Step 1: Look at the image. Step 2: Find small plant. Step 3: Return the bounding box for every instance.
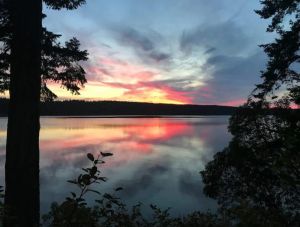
[42,151,114,226]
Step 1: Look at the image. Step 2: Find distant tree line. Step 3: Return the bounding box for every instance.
[0,98,238,116]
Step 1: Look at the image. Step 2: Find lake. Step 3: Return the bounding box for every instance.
[0,116,231,216]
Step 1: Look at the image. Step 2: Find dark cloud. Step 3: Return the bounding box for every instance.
[100,42,112,49]
[204,47,216,55]
[135,77,202,95]
[113,26,171,64]
[119,27,154,51]
[194,50,267,104]
[178,171,203,200]
[180,21,251,55]
[114,161,170,197]
[148,51,170,62]
[176,18,267,104]
[178,170,217,210]
[206,51,266,83]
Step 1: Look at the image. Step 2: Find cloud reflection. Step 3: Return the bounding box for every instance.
[0,117,231,215]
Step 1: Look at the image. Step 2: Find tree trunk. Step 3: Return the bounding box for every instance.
[4,0,42,226]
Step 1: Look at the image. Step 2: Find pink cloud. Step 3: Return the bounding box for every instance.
[82,54,194,104]
[120,81,193,104]
[219,99,246,106]
[86,56,157,84]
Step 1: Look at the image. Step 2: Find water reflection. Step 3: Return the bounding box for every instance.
[0,116,231,216]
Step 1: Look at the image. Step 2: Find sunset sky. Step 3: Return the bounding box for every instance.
[44,0,271,105]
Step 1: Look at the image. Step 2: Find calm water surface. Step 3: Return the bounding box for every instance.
[0,116,231,216]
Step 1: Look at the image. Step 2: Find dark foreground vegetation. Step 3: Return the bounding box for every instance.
[0,98,237,116]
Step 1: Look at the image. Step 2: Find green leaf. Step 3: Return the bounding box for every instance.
[101,152,113,157]
[76,198,85,202]
[82,174,91,185]
[98,177,107,182]
[87,189,101,195]
[103,193,113,200]
[90,166,97,176]
[87,153,94,161]
[82,168,89,173]
[115,187,123,191]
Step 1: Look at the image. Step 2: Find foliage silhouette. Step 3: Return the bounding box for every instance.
[201,109,300,226]
[0,1,88,101]
[250,0,300,107]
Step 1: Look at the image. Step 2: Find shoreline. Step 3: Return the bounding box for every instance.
[0,115,231,119]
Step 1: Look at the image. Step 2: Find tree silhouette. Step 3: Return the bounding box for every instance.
[0,1,88,101]
[201,109,300,226]
[1,0,87,226]
[250,0,300,107]
[201,1,300,226]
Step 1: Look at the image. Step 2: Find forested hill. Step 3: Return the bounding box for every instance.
[0,98,237,116]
